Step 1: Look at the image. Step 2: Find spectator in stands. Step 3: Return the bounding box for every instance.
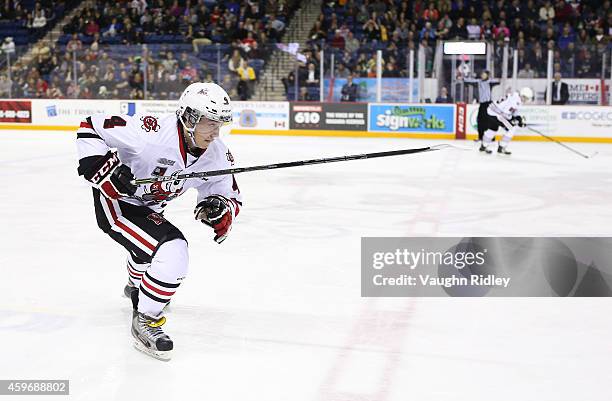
[493,20,510,40]
[241,31,257,50]
[228,49,244,73]
[382,62,400,77]
[177,52,189,69]
[123,21,142,44]
[435,86,453,103]
[363,18,381,41]
[435,19,449,40]
[518,63,536,78]
[266,14,285,42]
[113,70,129,98]
[96,85,110,99]
[419,21,436,41]
[180,62,198,83]
[341,75,358,102]
[524,19,541,42]
[101,64,116,87]
[102,17,121,38]
[154,71,173,98]
[66,33,82,52]
[247,41,264,59]
[330,30,345,50]
[539,1,555,21]
[85,18,99,36]
[161,51,178,74]
[1,37,15,55]
[304,63,319,87]
[96,52,111,75]
[35,76,48,98]
[237,59,256,100]
[558,23,575,50]
[467,18,481,40]
[309,21,326,41]
[33,9,46,29]
[481,19,494,40]
[299,86,314,101]
[46,75,64,98]
[422,2,440,22]
[547,72,569,104]
[282,70,295,95]
[36,54,53,78]
[0,74,12,97]
[344,31,360,53]
[128,70,144,97]
[31,40,51,59]
[554,0,576,24]
[577,51,595,77]
[336,63,350,78]
[449,17,468,39]
[510,18,523,42]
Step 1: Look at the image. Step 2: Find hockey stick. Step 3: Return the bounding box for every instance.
[525,125,598,159]
[131,145,446,185]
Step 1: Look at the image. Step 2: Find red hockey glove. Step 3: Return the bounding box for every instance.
[85,151,137,199]
[194,195,239,244]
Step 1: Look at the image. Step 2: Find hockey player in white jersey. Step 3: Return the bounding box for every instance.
[478,87,533,155]
[76,82,242,361]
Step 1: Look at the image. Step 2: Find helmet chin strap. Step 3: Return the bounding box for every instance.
[178,115,200,150]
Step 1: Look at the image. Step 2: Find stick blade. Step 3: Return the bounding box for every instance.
[587,152,599,159]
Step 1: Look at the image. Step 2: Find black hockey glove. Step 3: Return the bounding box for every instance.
[194,195,238,244]
[511,115,526,127]
[84,151,137,199]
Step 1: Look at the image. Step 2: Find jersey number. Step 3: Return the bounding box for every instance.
[103,116,127,129]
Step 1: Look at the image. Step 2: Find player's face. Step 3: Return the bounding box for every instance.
[193,118,223,148]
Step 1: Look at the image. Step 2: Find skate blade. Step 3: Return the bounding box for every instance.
[133,340,172,361]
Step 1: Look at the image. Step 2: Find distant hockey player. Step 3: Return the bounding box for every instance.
[76,82,242,360]
[478,87,533,155]
[463,70,500,141]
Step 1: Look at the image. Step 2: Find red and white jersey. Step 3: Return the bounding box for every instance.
[76,113,242,212]
[487,91,522,125]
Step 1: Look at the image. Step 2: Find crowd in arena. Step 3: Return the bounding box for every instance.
[0,0,610,101]
[0,0,298,99]
[287,0,610,101]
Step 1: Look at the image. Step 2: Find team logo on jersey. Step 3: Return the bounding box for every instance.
[156,158,176,166]
[142,171,184,203]
[147,212,167,226]
[140,116,160,133]
[152,166,168,176]
[226,150,235,165]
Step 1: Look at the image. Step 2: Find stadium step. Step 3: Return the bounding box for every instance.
[253,0,323,101]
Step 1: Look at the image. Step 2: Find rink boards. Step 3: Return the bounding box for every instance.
[0,99,610,143]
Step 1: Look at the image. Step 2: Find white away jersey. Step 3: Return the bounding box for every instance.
[76,113,242,211]
[487,92,522,122]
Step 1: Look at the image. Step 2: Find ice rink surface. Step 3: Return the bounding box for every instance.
[1,131,612,400]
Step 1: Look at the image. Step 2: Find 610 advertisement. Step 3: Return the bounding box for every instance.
[290,103,367,131]
[368,104,455,134]
[0,100,32,123]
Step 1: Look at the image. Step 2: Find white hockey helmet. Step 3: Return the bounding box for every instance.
[177,82,232,137]
[519,87,534,103]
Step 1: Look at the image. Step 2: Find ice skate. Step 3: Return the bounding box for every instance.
[479,144,492,154]
[131,312,173,361]
[497,144,512,155]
